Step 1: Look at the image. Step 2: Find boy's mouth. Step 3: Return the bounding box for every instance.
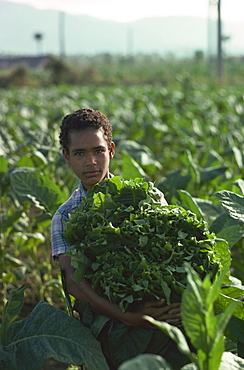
[84,170,100,176]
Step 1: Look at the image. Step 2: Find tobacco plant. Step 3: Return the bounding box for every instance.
[119,265,244,370]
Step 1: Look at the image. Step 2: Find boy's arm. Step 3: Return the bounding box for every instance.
[59,254,182,328]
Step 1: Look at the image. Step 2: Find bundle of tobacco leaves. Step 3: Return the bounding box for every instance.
[64,177,230,312]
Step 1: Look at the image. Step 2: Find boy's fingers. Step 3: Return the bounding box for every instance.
[144,299,166,307]
[168,302,181,308]
[168,308,181,315]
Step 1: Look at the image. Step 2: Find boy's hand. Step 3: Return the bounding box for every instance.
[59,255,182,329]
[121,299,182,329]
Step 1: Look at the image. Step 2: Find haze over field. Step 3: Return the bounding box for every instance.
[1,0,243,56]
[3,0,244,22]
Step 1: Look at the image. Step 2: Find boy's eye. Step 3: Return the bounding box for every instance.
[74,149,104,156]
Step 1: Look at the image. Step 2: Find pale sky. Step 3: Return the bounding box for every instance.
[3,0,244,22]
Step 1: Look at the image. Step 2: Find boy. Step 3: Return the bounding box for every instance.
[52,108,188,369]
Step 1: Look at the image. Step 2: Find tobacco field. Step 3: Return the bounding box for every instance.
[0,76,244,369]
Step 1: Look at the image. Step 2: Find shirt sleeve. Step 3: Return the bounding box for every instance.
[51,207,71,260]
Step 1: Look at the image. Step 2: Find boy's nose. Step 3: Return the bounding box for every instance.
[85,153,97,164]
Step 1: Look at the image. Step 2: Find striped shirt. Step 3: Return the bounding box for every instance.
[51,177,167,260]
[51,182,87,259]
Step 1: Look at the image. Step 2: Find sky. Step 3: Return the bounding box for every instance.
[3,0,244,22]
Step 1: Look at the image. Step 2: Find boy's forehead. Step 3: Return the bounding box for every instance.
[69,127,104,135]
[68,127,108,147]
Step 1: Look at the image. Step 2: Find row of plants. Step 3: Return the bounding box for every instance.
[0,77,244,367]
[1,80,244,299]
[0,54,243,87]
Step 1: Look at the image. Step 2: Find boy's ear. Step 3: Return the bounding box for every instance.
[109,142,115,159]
[62,148,70,164]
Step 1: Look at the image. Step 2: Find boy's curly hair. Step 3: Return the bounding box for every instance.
[59,108,113,152]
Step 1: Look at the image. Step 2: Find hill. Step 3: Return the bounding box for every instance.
[0,0,243,56]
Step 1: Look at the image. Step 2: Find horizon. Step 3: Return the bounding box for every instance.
[2,0,244,23]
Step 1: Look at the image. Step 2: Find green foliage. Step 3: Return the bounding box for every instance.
[0,263,243,370]
[118,354,174,370]
[0,64,30,88]
[1,55,244,87]
[0,285,27,346]
[0,286,109,370]
[213,188,244,283]
[10,167,67,215]
[0,74,244,366]
[213,190,244,223]
[122,266,244,370]
[181,267,235,369]
[121,151,148,180]
[46,57,81,85]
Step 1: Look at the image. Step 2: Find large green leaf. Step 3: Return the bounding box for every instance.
[210,211,243,240]
[143,317,192,359]
[232,147,244,170]
[118,140,162,169]
[16,155,35,168]
[1,209,24,233]
[177,189,204,220]
[181,266,236,370]
[219,351,244,369]
[227,316,244,356]
[214,294,244,322]
[121,151,148,180]
[238,342,244,359]
[0,155,8,177]
[214,239,231,279]
[156,170,191,202]
[213,190,244,222]
[194,198,223,221]
[210,300,238,367]
[217,225,243,248]
[200,166,227,184]
[180,364,198,370]
[118,353,173,370]
[10,167,66,215]
[1,301,109,370]
[233,179,244,196]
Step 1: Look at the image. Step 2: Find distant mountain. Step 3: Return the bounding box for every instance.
[0,0,243,56]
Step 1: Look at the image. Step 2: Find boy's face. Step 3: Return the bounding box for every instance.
[63,128,115,190]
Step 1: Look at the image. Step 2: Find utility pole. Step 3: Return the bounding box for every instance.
[217,0,222,78]
[127,27,134,57]
[59,11,66,57]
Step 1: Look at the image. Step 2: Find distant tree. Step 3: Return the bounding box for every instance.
[34,33,43,55]
[46,57,80,85]
[194,50,204,62]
